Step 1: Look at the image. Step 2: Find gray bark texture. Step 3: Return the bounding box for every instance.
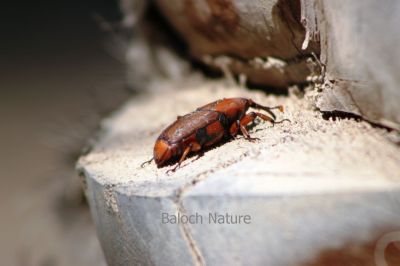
[78,0,400,265]
[301,0,400,128]
[78,80,400,265]
[136,0,400,127]
[154,0,320,87]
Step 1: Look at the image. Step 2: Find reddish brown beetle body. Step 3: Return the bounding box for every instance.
[143,98,287,172]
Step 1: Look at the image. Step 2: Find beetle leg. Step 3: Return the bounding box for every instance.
[254,112,291,127]
[238,112,261,141]
[239,123,259,142]
[272,118,291,125]
[166,144,192,174]
[239,111,283,141]
[141,157,153,167]
[246,111,290,127]
[229,120,240,137]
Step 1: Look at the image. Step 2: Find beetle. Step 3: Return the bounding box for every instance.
[141,98,289,173]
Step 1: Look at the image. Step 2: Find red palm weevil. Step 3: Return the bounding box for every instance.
[142,98,289,173]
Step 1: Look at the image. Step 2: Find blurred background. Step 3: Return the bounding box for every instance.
[1,0,400,265]
[0,1,131,265]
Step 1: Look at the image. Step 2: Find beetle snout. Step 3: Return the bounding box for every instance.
[153,139,172,167]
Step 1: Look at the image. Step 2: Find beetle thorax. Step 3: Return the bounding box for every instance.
[217,99,248,121]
